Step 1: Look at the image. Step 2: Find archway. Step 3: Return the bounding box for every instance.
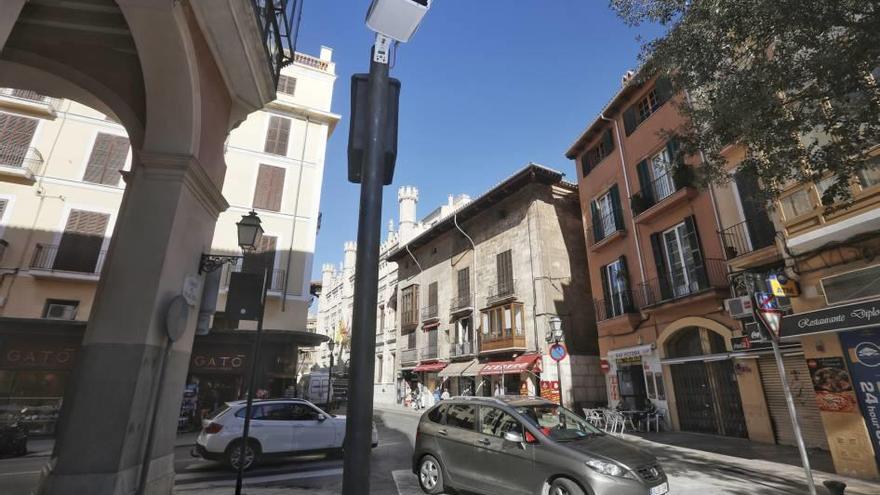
[660,320,748,438]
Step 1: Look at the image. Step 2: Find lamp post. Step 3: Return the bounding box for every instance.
[545,316,565,407]
[327,339,336,407]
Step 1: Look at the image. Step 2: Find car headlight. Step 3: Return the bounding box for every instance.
[586,459,632,478]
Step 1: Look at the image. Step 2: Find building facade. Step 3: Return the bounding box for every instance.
[0,47,337,432]
[387,165,605,409]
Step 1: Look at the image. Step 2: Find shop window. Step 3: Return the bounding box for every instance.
[654,373,666,400]
[645,372,657,399]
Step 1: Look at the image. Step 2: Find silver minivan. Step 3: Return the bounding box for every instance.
[412,396,668,495]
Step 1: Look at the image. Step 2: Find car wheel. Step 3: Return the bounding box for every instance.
[418,455,446,495]
[225,441,260,471]
[549,478,584,495]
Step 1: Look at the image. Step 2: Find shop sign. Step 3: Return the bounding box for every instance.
[599,359,610,374]
[190,351,247,372]
[780,298,880,339]
[607,344,654,360]
[540,380,560,403]
[731,336,773,352]
[840,328,880,466]
[0,341,78,370]
[609,375,619,401]
[769,275,800,297]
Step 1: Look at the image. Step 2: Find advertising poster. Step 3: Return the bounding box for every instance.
[540,380,560,403]
[806,357,858,413]
[840,329,880,467]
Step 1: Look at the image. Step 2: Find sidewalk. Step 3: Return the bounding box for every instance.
[26,431,200,458]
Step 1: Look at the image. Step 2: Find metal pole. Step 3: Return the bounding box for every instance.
[234,265,269,495]
[327,349,334,407]
[770,336,817,495]
[556,358,564,407]
[341,46,388,495]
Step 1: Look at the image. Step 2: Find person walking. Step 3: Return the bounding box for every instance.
[441,388,450,400]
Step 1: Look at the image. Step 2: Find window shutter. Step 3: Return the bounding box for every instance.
[457,268,470,299]
[83,133,129,185]
[277,76,296,96]
[253,164,285,211]
[55,210,109,273]
[0,113,38,166]
[0,199,7,220]
[654,76,674,106]
[602,128,614,154]
[618,256,632,310]
[429,282,438,307]
[581,151,592,177]
[496,250,513,292]
[665,138,685,189]
[264,116,291,156]
[682,216,707,288]
[599,264,611,302]
[589,200,602,242]
[623,107,637,136]
[636,160,654,204]
[609,185,624,232]
[650,232,672,301]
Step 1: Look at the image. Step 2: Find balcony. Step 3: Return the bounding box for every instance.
[631,167,697,223]
[594,290,638,322]
[421,304,439,323]
[450,294,472,315]
[30,244,106,282]
[222,258,287,295]
[480,333,526,354]
[589,209,626,250]
[720,219,779,266]
[400,348,419,365]
[0,88,60,117]
[421,345,438,361]
[634,258,728,309]
[449,341,476,358]
[486,280,517,306]
[0,145,42,183]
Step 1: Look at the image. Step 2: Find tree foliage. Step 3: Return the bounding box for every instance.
[611,0,880,202]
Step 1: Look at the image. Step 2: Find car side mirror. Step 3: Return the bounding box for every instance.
[503,431,524,444]
[317,414,327,422]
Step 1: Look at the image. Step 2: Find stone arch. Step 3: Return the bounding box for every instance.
[656,316,735,358]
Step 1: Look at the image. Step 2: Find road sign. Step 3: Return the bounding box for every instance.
[549,343,567,362]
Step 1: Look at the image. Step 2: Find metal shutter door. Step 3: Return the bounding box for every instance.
[758,355,829,450]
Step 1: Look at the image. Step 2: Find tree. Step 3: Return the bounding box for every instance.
[611,0,880,202]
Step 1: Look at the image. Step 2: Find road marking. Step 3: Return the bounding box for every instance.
[0,470,41,477]
[175,467,343,490]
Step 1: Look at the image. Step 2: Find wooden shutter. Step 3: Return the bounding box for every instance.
[623,107,637,136]
[649,232,672,301]
[682,216,707,288]
[457,268,470,299]
[428,282,438,308]
[609,184,624,231]
[618,256,632,310]
[599,264,611,306]
[264,116,291,155]
[54,210,109,272]
[654,76,674,106]
[602,128,614,155]
[0,112,38,166]
[589,199,602,243]
[277,75,297,95]
[635,159,654,204]
[83,133,129,185]
[581,151,593,177]
[252,164,285,211]
[496,250,513,292]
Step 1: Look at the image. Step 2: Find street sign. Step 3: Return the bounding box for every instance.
[549,343,567,362]
[599,359,611,374]
[769,275,800,297]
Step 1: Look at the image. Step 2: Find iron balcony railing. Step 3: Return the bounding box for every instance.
[30,243,106,275]
[486,280,517,306]
[634,258,728,308]
[631,167,694,216]
[594,290,638,322]
[400,348,419,364]
[251,0,301,85]
[421,345,438,360]
[223,258,287,292]
[421,304,439,321]
[0,144,43,174]
[449,341,475,358]
[450,294,472,313]
[590,208,624,245]
[720,219,776,260]
[0,88,61,110]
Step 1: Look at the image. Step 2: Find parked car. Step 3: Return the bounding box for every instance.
[192,398,378,470]
[413,396,668,495]
[0,408,28,457]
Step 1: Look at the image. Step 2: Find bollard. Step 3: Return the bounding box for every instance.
[823,480,846,495]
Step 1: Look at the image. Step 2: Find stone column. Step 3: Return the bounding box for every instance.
[39,153,227,495]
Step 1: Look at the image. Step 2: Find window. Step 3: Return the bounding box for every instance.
[428,282,438,312]
[650,216,705,301]
[654,373,666,400]
[590,186,622,242]
[428,404,447,424]
[637,89,659,122]
[264,115,291,156]
[401,285,419,329]
[0,198,7,222]
[496,250,513,295]
[445,404,475,430]
[277,75,296,96]
[290,403,320,421]
[649,148,676,201]
[375,354,384,382]
[53,210,110,273]
[479,407,522,438]
[581,129,614,176]
[623,77,673,135]
[779,189,813,219]
[457,267,470,302]
[821,264,880,305]
[645,372,657,399]
[0,112,38,167]
[454,317,472,344]
[600,257,631,319]
[83,133,129,186]
[481,302,525,340]
[253,164,285,211]
[857,159,880,190]
[43,299,78,320]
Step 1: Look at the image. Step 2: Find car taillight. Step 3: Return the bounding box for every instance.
[524,431,538,444]
[204,422,223,434]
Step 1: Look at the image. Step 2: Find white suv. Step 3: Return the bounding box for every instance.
[192,399,378,470]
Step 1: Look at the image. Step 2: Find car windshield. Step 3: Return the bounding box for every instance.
[515,403,603,442]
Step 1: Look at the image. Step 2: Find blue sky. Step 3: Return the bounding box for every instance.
[296,1,661,279]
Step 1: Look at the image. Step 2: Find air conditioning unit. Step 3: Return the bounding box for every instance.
[724,296,753,319]
[46,304,77,320]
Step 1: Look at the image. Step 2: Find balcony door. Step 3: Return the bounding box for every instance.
[650,148,676,201]
[733,169,775,250]
[54,210,109,272]
[662,223,691,297]
[655,217,706,300]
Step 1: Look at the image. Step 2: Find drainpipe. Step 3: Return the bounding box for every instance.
[525,200,540,354]
[453,211,477,354]
[600,114,647,287]
[282,116,311,311]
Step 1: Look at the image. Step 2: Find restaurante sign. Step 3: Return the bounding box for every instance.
[780,298,880,339]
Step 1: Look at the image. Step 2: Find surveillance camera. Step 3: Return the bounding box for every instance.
[366,0,431,43]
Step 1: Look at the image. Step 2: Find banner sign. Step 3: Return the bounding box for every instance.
[840,328,880,466]
[780,298,880,339]
[540,380,560,403]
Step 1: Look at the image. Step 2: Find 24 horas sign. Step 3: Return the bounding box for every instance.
[780,299,880,339]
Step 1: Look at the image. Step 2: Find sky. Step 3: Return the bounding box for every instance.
[295,1,662,280]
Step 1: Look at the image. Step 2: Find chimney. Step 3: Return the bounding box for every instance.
[398,186,419,244]
[319,46,334,61]
[343,241,357,276]
[621,69,636,87]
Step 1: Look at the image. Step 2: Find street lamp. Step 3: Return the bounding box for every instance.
[236,210,264,252]
[327,339,336,407]
[545,316,565,407]
[342,2,432,495]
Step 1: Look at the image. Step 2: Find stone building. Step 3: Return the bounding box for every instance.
[386,164,605,408]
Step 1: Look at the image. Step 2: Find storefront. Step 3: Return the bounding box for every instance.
[478,353,541,397]
[413,361,447,396]
[605,344,660,411]
[437,359,479,396]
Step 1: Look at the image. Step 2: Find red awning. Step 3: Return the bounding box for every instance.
[479,353,541,375]
[414,361,448,373]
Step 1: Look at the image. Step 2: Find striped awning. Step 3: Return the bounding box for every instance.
[479,353,541,375]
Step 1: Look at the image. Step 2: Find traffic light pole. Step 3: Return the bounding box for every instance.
[342,43,390,495]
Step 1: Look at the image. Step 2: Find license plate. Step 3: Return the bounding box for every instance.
[650,483,669,495]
